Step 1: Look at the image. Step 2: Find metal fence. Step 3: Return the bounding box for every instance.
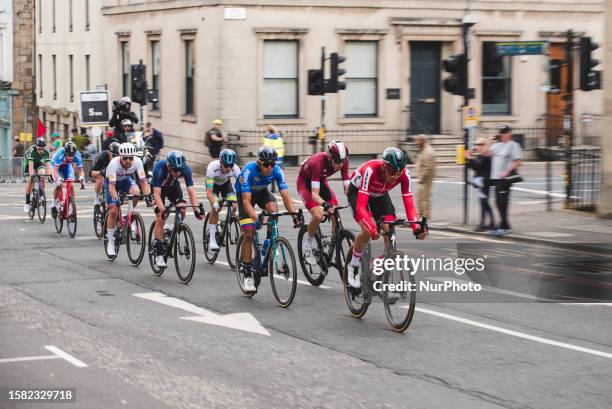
[566,147,601,212]
[0,157,23,182]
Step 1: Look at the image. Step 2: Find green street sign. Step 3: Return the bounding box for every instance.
[495,41,548,56]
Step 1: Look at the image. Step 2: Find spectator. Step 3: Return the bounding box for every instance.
[101,130,120,151]
[489,125,523,236]
[414,134,436,220]
[12,136,25,157]
[50,131,63,152]
[262,125,285,192]
[70,127,87,152]
[465,137,495,231]
[205,119,225,159]
[144,122,164,156]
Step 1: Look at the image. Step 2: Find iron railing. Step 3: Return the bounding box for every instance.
[566,147,601,212]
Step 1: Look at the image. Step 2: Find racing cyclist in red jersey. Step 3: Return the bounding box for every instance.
[297,140,350,263]
[347,147,427,288]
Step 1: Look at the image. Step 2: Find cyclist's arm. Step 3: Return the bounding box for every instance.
[108,182,118,200]
[341,160,351,195]
[400,171,419,233]
[279,188,297,214]
[187,186,199,209]
[205,165,217,207]
[135,159,150,195]
[309,160,325,206]
[153,186,164,211]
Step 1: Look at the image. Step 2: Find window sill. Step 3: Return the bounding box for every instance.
[337,117,385,125]
[257,118,307,126]
[181,115,197,123]
[479,115,518,123]
[148,110,162,118]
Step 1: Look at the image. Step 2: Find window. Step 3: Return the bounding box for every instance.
[52,0,56,33]
[69,55,74,102]
[85,0,90,31]
[184,40,195,115]
[151,41,160,111]
[52,54,57,100]
[38,0,42,33]
[345,41,378,117]
[263,40,298,118]
[69,0,73,32]
[85,55,90,90]
[121,42,129,97]
[482,41,512,115]
[38,55,43,98]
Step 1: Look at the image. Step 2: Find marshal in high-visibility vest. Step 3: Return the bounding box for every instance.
[262,126,285,168]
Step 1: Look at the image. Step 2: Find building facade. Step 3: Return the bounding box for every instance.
[0,0,14,158]
[38,0,604,168]
[599,0,611,218]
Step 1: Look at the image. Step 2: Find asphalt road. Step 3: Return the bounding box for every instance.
[1,167,611,409]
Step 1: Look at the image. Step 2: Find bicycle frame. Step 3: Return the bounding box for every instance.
[58,179,75,220]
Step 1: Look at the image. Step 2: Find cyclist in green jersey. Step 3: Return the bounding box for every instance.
[23,138,52,213]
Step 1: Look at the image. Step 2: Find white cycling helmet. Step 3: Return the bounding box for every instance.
[119,96,132,105]
[118,142,136,157]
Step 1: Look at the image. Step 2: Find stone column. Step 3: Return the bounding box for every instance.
[12,0,36,138]
[599,0,612,217]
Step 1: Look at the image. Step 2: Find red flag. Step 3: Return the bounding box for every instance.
[36,119,46,137]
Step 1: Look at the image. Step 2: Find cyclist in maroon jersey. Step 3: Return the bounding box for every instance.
[297,140,350,263]
[347,147,427,288]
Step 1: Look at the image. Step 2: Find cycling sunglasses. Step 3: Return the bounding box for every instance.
[122,156,134,162]
[258,160,276,168]
[385,166,403,177]
[221,163,233,168]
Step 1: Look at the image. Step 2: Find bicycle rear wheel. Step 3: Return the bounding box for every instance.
[383,250,416,332]
[342,247,370,318]
[103,211,120,261]
[147,221,165,276]
[66,197,77,238]
[202,213,219,264]
[269,236,297,308]
[297,226,328,286]
[174,223,196,284]
[235,235,257,297]
[28,190,36,220]
[225,216,240,270]
[126,213,146,266]
[37,192,47,224]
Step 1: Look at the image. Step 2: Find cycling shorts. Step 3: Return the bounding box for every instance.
[105,177,136,207]
[212,180,237,202]
[237,189,276,229]
[296,176,337,210]
[347,184,396,224]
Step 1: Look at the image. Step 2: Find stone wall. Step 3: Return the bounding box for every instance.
[12,0,35,138]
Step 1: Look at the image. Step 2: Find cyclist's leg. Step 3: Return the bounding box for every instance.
[52,166,68,209]
[259,190,278,240]
[105,178,126,230]
[237,193,255,263]
[322,179,339,234]
[372,193,396,249]
[37,166,46,189]
[223,180,238,215]
[208,184,222,246]
[297,176,323,243]
[93,175,104,205]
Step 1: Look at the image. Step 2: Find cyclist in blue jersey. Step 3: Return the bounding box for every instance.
[51,141,85,219]
[236,146,302,291]
[151,151,204,267]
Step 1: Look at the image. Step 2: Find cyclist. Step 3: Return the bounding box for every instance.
[297,140,351,263]
[23,138,52,213]
[117,119,135,144]
[104,142,151,256]
[151,151,204,267]
[90,142,120,213]
[347,147,427,289]
[205,148,241,250]
[51,141,85,219]
[236,146,302,292]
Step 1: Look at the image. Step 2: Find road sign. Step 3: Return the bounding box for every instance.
[79,91,110,125]
[463,105,480,128]
[495,41,548,56]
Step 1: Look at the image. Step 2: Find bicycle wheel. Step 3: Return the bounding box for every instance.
[297,226,328,286]
[66,196,77,238]
[147,221,165,276]
[37,192,47,224]
[334,229,355,274]
[103,211,119,261]
[342,247,370,318]
[28,190,36,220]
[93,203,105,239]
[126,213,146,266]
[269,236,297,308]
[225,216,240,270]
[383,250,416,332]
[174,223,196,284]
[202,213,219,264]
[235,235,257,297]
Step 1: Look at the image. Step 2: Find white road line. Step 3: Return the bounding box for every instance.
[44,345,88,368]
[560,303,612,307]
[0,354,62,364]
[215,260,331,289]
[415,307,612,359]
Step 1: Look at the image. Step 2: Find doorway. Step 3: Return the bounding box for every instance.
[410,42,441,134]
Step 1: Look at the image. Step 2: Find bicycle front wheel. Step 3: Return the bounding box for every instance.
[235,235,257,297]
[342,247,370,318]
[66,197,77,238]
[174,223,196,284]
[126,213,146,266]
[54,204,63,233]
[383,250,416,332]
[37,193,47,224]
[225,216,240,270]
[297,226,327,287]
[202,213,219,264]
[269,236,297,308]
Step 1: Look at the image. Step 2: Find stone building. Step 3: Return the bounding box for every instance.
[599,0,611,218]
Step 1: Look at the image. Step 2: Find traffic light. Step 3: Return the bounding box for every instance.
[131,64,148,104]
[308,69,324,95]
[442,54,467,96]
[549,59,561,94]
[327,52,346,93]
[579,36,601,91]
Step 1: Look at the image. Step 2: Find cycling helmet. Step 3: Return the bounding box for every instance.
[257,146,278,162]
[64,141,77,155]
[382,147,407,171]
[167,151,185,171]
[327,140,349,162]
[119,96,132,105]
[35,138,47,148]
[118,142,136,157]
[219,149,237,166]
[109,142,121,156]
[121,119,133,127]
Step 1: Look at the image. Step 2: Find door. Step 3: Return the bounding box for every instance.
[546,43,567,145]
[410,42,441,134]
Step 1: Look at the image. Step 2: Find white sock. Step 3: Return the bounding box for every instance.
[350,250,362,268]
[306,234,315,246]
[107,228,115,241]
[94,195,100,205]
[51,199,56,207]
[209,224,217,237]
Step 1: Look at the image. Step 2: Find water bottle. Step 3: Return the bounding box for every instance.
[261,239,270,258]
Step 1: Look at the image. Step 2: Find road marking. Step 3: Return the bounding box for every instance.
[560,303,612,307]
[215,260,331,289]
[0,346,87,368]
[415,307,612,359]
[0,354,62,364]
[133,292,270,336]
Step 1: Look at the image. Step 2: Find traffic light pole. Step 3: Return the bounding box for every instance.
[320,47,326,154]
[564,30,574,208]
[462,22,470,225]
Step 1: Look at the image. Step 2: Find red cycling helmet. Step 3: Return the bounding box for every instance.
[327,140,349,162]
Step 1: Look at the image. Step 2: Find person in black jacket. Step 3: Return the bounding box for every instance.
[465,137,495,231]
[109,96,139,137]
[144,122,164,157]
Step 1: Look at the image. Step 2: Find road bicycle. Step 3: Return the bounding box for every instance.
[202,198,240,268]
[235,210,303,307]
[343,217,427,332]
[148,203,203,284]
[297,205,354,286]
[28,173,51,224]
[103,193,147,265]
[54,178,84,238]
[93,188,107,239]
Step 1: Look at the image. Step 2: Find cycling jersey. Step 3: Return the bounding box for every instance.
[298,151,350,189]
[24,145,51,164]
[350,159,418,237]
[206,160,240,188]
[105,156,146,184]
[51,147,83,169]
[90,151,113,174]
[235,161,288,194]
[151,159,194,188]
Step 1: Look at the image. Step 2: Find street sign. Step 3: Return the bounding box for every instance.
[463,105,480,128]
[495,41,548,56]
[79,91,110,125]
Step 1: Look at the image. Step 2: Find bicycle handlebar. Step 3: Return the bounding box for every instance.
[321,204,349,223]
[258,208,304,227]
[376,217,428,236]
[162,202,205,218]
